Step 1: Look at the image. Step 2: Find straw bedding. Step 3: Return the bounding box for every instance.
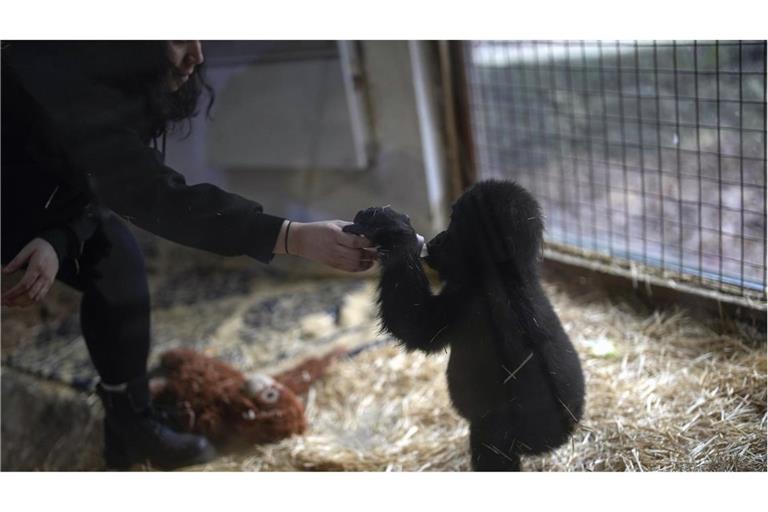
[193,280,767,472]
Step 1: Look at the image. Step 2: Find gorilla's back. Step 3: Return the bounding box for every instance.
[446,281,585,453]
[445,292,502,419]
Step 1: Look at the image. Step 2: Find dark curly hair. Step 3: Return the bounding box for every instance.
[91,41,214,140]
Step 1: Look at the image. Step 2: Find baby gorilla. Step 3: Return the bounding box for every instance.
[344,180,585,471]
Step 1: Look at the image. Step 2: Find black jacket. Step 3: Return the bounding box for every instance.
[1,42,284,264]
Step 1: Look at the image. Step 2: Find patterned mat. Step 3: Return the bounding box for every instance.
[2,274,374,391]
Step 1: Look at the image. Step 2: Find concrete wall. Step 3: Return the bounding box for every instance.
[163,41,436,237]
[208,58,359,171]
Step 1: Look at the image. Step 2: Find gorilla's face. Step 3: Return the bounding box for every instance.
[423,223,471,282]
[423,230,450,274]
[423,198,486,281]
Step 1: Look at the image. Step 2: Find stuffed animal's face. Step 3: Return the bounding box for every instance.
[230,372,308,446]
[152,348,307,449]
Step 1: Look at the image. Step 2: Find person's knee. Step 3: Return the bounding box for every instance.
[80,213,149,299]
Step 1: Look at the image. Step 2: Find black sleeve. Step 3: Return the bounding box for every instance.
[63,123,285,263]
[38,202,100,263]
[4,45,285,263]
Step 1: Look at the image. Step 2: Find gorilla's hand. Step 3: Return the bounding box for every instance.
[343,207,420,261]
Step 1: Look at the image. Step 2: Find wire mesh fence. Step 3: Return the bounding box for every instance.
[462,40,767,304]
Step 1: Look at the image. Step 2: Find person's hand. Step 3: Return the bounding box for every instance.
[285,220,376,272]
[1,238,60,307]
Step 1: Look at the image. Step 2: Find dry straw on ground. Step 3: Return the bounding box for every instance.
[195,281,767,472]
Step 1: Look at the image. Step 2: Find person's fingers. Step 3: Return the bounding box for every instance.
[41,282,54,302]
[359,248,376,262]
[330,258,359,273]
[3,277,41,307]
[9,272,41,300]
[341,223,367,237]
[2,269,40,301]
[329,246,369,272]
[31,275,54,302]
[2,244,34,274]
[355,250,378,271]
[335,244,368,265]
[362,247,380,260]
[28,278,47,303]
[334,256,363,273]
[336,229,374,249]
[37,281,53,303]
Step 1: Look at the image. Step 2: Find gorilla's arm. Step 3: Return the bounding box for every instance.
[377,252,456,353]
[344,207,454,353]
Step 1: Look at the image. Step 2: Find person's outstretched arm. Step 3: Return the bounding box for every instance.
[5,47,374,272]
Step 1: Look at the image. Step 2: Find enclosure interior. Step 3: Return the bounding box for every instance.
[463,41,766,304]
[1,40,765,471]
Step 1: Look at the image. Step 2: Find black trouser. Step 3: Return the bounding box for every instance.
[2,212,151,386]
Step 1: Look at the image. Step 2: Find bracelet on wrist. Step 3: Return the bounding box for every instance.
[284,220,293,255]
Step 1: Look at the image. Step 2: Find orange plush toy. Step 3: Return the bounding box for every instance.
[150,347,341,451]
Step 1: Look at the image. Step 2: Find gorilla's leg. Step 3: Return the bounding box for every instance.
[469,411,522,471]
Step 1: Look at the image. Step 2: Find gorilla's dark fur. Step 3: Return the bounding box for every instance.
[344,180,585,471]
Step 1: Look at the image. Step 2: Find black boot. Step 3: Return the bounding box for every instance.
[97,375,217,470]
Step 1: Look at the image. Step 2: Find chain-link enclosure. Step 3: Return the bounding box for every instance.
[462,41,766,304]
